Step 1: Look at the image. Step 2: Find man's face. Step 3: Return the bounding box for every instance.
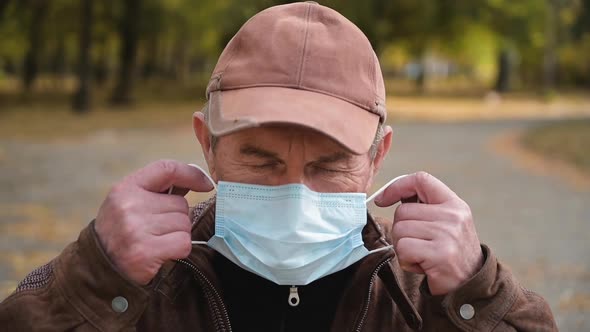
[194,113,392,194]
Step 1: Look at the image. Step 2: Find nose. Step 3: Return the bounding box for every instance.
[275,164,306,187]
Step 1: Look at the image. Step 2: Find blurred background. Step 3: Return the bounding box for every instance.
[0,0,589,330]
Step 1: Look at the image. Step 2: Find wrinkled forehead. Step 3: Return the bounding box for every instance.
[215,123,358,157]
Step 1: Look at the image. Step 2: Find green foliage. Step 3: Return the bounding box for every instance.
[0,0,589,98]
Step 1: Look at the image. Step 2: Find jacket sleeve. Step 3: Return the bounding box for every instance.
[420,245,558,331]
[0,220,150,331]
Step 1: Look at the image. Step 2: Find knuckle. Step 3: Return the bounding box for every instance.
[126,243,146,265]
[110,181,127,195]
[114,198,135,217]
[445,224,462,242]
[175,197,190,212]
[455,198,471,212]
[396,237,410,253]
[415,171,431,185]
[156,159,178,177]
[449,208,465,223]
[120,215,140,239]
[442,243,458,260]
[392,220,408,236]
[179,234,192,257]
[396,238,417,262]
[182,216,192,233]
[455,207,472,225]
[174,214,191,233]
[445,201,470,224]
[394,204,408,221]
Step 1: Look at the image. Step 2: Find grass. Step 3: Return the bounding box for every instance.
[522,120,590,174]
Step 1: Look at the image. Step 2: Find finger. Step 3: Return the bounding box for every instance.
[400,263,425,274]
[395,237,433,267]
[401,195,419,204]
[391,220,438,244]
[394,203,453,222]
[131,160,215,194]
[374,172,456,207]
[166,186,190,196]
[155,231,192,261]
[147,213,191,236]
[143,191,189,214]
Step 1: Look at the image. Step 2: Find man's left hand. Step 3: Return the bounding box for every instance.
[374,171,484,296]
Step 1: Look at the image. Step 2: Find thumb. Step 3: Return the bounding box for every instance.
[131,160,215,194]
[374,172,455,206]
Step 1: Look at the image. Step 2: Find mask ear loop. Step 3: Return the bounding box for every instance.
[365,174,419,254]
[365,174,410,204]
[166,163,217,246]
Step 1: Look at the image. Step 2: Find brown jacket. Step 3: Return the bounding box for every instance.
[0,200,557,331]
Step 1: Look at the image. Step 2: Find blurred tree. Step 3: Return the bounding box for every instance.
[22,0,50,91]
[569,0,590,87]
[494,48,511,92]
[0,0,10,19]
[110,0,141,106]
[1,0,589,104]
[92,0,118,86]
[72,0,94,113]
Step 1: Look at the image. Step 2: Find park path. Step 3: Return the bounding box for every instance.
[0,119,588,330]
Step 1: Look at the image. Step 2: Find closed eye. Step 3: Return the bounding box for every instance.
[253,162,281,169]
[312,165,343,174]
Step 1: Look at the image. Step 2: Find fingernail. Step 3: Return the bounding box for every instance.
[374,192,384,204]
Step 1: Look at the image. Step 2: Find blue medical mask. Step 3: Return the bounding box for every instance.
[187,164,406,286]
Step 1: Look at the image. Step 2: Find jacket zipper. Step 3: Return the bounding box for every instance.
[288,286,300,306]
[354,258,391,332]
[176,259,233,332]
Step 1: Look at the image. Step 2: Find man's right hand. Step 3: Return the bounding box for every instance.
[95,160,214,285]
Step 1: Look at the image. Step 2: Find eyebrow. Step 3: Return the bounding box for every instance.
[239,144,282,161]
[314,151,352,164]
[239,144,352,164]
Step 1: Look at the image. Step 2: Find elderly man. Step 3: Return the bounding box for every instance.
[1,2,556,331]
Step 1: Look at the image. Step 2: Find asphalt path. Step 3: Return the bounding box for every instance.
[0,119,588,330]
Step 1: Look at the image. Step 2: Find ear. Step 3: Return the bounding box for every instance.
[193,112,217,180]
[372,125,393,174]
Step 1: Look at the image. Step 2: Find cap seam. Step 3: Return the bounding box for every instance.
[296,3,313,87]
[217,83,378,112]
[213,12,262,81]
[370,51,377,101]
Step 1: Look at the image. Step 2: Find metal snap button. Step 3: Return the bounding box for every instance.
[459,303,475,320]
[111,296,129,313]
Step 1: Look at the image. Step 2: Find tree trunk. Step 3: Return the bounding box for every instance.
[22,0,49,92]
[51,37,67,90]
[543,0,557,93]
[0,0,10,19]
[415,57,427,94]
[110,0,141,106]
[494,48,511,93]
[141,36,158,79]
[94,42,109,86]
[73,0,94,113]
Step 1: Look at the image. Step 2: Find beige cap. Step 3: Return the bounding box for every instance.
[205,1,386,154]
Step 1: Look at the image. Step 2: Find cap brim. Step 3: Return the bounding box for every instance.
[207,87,379,154]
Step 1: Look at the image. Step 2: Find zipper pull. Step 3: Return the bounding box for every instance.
[288,286,300,307]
